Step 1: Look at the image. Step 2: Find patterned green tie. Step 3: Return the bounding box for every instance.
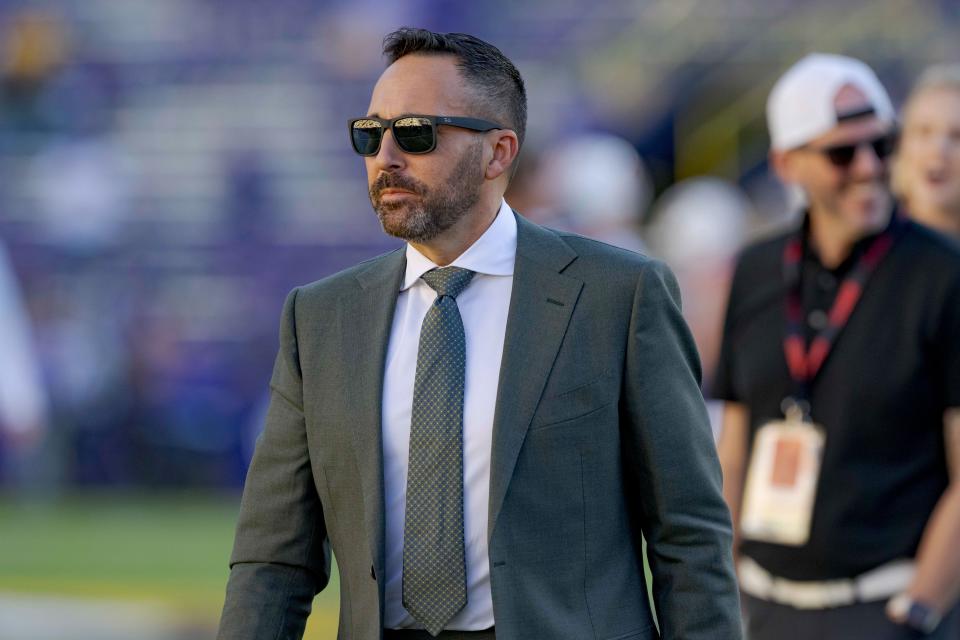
[402,266,475,636]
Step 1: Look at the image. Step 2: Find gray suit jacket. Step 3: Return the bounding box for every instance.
[218,214,742,640]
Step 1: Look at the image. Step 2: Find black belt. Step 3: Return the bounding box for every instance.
[384,628,495,640]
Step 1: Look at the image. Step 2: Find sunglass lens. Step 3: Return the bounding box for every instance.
[351,119,384,156]
[872,132,897,159]
[826,145,857,167]
[393,117,435,153]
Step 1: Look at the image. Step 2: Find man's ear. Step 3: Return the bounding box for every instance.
[770,149,798,185]
[485,130,520,181]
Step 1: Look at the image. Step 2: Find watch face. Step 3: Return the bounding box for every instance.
[907,601,940,634]
[888,594,941,634]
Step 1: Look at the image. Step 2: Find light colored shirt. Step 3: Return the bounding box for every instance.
[382,200,517,630]
[0,243,47,436]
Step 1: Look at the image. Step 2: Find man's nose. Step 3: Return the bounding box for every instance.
[371,128,405,173]
[850,140,885,177]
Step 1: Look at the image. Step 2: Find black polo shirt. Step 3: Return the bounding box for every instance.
[714,214,960,581]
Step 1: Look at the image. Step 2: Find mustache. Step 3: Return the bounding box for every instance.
[370,173,426,199]
[843,177,889,189]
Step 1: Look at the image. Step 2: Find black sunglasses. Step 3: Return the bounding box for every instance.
[348,114,504,156]
[804,130,899,168]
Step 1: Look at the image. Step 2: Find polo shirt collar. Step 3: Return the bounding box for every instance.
[800,206,896,274]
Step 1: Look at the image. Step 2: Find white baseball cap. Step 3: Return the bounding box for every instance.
[766,53,895,151]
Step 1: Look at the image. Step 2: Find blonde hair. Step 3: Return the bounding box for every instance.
[893,64,960,198]
[906,64,960,103]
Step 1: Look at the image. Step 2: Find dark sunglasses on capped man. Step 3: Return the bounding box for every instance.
[349,114,504,156]
[803,130,899,168]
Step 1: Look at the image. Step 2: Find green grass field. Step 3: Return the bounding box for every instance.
[0,492,340,639]
[1,493,658,639]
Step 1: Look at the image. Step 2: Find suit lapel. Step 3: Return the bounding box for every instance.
[340,219,583,578]
[488,215,582,538]
[346,248,405,599]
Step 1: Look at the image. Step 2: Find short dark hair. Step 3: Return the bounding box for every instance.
[382,27,527,148]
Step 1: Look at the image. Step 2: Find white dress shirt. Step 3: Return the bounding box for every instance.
[382,200,517,630]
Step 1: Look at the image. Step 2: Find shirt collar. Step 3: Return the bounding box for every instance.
[401,199,517,291]
[800,206,895,275]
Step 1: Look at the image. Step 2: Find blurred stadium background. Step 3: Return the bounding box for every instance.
[0,1,958,637]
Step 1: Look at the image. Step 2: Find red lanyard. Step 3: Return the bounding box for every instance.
[782,215,904,389]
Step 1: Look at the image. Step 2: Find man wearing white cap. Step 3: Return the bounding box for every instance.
[715,53,960,638]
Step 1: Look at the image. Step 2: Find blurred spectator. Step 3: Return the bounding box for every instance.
[0,9,68,134]
[222,147,276,245]
[27,135,134,254]
[35,270,136,486]
[538,132,651,252]
[502,145,553,223]
[715,54,960,638]
[894,64,960,239]
[0,240,49,486]
[646,177,751,435]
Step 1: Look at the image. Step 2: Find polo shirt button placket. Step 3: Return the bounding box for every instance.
[817,272,837,291]
[807,309,829,331]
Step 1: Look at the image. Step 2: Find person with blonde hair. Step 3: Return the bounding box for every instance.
[895,64,960,238]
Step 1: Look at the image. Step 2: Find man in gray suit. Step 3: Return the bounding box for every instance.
[218,28,741,640]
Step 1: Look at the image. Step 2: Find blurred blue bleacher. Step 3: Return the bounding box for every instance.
[0,0,956,490]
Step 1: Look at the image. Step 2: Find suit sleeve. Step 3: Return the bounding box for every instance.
[621,260,743,640]
[217,287,330,640]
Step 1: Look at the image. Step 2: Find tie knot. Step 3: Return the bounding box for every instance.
[421,267,475,299]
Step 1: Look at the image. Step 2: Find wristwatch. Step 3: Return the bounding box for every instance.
[887,593,942,634]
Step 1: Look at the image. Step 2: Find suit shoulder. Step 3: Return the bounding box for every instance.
[534,227,680,302]
[552,228,653,273]
[294,247,403,300]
